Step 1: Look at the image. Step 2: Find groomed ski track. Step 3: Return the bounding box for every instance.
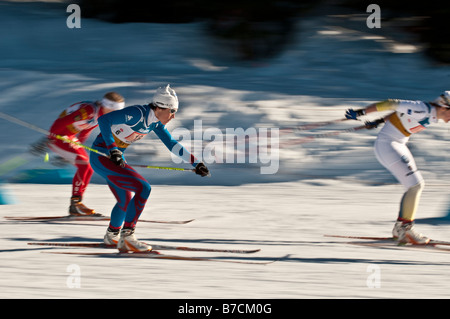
[2,182,450,298]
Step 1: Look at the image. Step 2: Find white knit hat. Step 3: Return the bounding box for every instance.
[152,84,179,110]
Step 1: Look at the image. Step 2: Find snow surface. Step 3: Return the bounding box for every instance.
[1,1,450,299]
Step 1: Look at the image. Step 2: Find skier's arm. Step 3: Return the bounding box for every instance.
[368,99,401,113]
[51,103,96,136]
[154,125,210,176]
[153,124,199,167]
[77,126,96,143]
[346,99,400,120]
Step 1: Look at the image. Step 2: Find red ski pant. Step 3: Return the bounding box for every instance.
[48,138,93,198]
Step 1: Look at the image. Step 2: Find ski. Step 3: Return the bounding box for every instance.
[27,242,261,254]
[43,250,288,265]
[5,215,194,224]
[324,235,394,241]
[348,241,450,253]
[325,234,450,247]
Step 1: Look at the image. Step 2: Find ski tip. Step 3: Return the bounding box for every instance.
[180,219,195,224]
[262,254,291,265]
[278,254,292,261]
[139,218,195,224]
[259,253,291,263]
[119,250,161,255]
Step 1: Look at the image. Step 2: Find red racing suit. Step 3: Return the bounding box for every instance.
[48,101,103,197]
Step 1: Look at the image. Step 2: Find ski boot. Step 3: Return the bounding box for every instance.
[104,227,121,246]
[397,222,430,245]
[117,228,152,253]
[69,196,96,216]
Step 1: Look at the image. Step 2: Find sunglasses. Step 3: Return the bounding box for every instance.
[158,106,177,114]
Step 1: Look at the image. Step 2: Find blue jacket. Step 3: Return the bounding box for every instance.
[92,104,198,166]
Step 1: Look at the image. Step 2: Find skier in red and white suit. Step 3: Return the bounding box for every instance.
[47,92,125,215]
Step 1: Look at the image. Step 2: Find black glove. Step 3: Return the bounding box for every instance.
[50,155,70,167]
[109,149,125,167]
[29,137,49,156]
[364,119,385,130]
[195,162,210,177]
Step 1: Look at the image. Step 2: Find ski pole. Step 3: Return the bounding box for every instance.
[0,111,109,156]
[280,118,385,147]
[132,164,195,172]
[74,160,195,172]
[280,118,350,134]
[0,111,194,172]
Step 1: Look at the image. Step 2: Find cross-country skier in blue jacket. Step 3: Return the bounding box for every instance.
[90,85,209,252]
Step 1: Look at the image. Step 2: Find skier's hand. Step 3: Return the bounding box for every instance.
[51,155,71,167]
[29,137,49,156]
[345,108,365,120]
[195,162,210,177]
[109,149,125,167]
[364,119,385,130]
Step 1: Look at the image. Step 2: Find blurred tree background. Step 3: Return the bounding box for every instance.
[77,0,450,64]
[342,0,450,64]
